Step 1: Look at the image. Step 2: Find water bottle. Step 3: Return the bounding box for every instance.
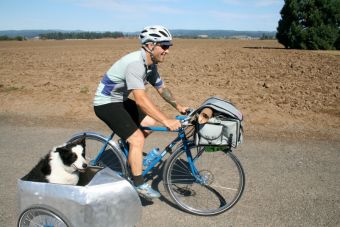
[143,148,160,166]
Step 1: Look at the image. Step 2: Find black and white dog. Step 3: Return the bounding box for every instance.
[23,136,88,185]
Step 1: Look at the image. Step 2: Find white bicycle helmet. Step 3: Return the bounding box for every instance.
[139,25,172,45]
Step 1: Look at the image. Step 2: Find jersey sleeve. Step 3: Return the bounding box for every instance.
[125,62,146,90]
[147,64,164,89]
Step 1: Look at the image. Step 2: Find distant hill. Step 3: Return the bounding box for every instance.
[125,29,276,39]
[171,29,275,38]
[0,29,276,39]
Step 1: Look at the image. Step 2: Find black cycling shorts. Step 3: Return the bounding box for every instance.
[94,99,146,140]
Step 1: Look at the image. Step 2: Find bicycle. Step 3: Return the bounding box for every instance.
[67,110,245,216]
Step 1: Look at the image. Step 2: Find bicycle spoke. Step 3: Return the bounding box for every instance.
[18,208,68,227]
[168,179,196,184]
[164,146,245,216]
[173,159,191,172]
[210,183,238,191]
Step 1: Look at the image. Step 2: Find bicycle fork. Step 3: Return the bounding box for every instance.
[186,150,208,184]
[181,135,208,185]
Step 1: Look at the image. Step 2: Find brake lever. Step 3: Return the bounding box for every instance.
[180,108,196,127]
[185,108,195,115]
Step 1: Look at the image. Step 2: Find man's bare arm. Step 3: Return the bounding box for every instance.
[132,89,181,130]
[133,89,168,123]
[158,87,177,108]
[157,86,188,114]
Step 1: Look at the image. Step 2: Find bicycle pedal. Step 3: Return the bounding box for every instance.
[138,194,154,201]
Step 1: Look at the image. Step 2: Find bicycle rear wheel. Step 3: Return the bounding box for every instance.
[163,145,245,216]
[68,132,128,178]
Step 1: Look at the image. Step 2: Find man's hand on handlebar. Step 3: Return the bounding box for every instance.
[162,119,181,131]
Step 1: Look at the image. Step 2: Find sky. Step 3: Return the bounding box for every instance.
[0,0,284,32]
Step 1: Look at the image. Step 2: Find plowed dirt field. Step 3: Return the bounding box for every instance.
[0,39,339,139]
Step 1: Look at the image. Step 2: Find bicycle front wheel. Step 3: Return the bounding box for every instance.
[68,132,128,178]
[163,145,245,216]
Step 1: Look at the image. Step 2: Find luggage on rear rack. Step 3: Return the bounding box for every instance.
[194,97,244,148]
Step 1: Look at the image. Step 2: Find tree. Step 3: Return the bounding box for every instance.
[277,0,340,50]
[0,35,25,41]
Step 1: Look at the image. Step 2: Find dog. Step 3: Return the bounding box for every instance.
[22,136,88,185]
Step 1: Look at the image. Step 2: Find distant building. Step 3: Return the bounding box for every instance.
[198,35,208,38]
[229,36,258,40]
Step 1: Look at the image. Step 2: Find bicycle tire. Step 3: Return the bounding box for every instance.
[68,132,128,178]
[18,206,71,227]
[163,145,245,216]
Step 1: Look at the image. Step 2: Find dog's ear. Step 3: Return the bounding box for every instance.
[55,146,71,157]
[55,145,71,153]
[55,146,77,165]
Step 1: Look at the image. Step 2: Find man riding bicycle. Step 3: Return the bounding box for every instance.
[93,25,188,199]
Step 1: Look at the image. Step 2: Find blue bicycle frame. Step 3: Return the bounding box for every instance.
[93,115,202,181]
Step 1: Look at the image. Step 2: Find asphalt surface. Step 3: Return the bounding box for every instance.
[0,117,339,227]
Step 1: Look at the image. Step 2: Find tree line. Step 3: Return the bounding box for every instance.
[0,35,26,41]
[39,31,124,40]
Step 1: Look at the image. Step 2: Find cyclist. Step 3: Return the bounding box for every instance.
[93,25,188,199]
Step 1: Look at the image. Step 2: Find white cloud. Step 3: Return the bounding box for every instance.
[209,10,251,20]
[222,0,282,7]
[76,0,130,12]
[221,0,242,5]
[207,9,280,30]
[70,0,186,15]
[256,0,282,7]
[47,0,282,31]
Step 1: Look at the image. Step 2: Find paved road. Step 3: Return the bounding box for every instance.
[0,117,339,227]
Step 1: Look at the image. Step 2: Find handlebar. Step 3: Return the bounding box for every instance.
[141,108,196,132]
[176,108,196,127]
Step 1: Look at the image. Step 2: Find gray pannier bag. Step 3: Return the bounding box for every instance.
[195,97,244,148]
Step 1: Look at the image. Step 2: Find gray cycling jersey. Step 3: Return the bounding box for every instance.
[93,48,164,106]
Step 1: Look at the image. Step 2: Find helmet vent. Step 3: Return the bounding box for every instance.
[150,33,161,37]
[159,31,169,37]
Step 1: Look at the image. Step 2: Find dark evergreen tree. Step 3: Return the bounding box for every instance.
[277,0,340,50]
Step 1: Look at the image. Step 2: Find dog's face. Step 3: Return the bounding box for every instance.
[55,136,88,173]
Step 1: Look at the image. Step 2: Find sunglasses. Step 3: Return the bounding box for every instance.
[158,44,171,51]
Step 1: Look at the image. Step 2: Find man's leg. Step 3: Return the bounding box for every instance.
[125,115,157,176]
[126,129,144,178]
[127,125,160,199]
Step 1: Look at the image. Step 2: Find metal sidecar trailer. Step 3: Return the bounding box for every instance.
[17,167,142,227]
